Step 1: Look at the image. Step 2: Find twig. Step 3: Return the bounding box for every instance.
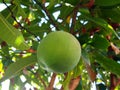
[34,0,59,30]
[110,42,120,55]
[46,73,57,90]
[2,0,40,41]
[36,72,47,88]
[84,62,96,82]
[70,8,78,34]
[69,76,81,90]
[61,73,81,90]
[63,2,81,34]
[83,0,95,8]
[60,73,68,90]
[110,73,117,90]
[27,69,47,89]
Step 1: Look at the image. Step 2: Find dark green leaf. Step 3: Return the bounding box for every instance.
[95,0,120,6]
[91,35,110,50]
[80,10,120,39]
[76,80,82,90]
[78,33,90,45]
[63,0,80,5]
[93,51,120,76]
[100,7,120,23]
[59,5,73,20]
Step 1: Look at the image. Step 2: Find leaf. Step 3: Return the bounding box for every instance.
[95,0,120,6]
[0,55,37,83]
[47,0,56,9]
[81,50,91,65]
[72,59,83,78]
[76,80,82,90]
[93,51,120,76]
[0,13,30,50]
[63,0,80,5]
[62,72,73,90]
[100,7,120,23]
[82,50,96,82]
[59,5,73,20]
[78,33,90,45]
[1,5,18,24]
[80,10,120,39]
[14,0,27,18]
[91,35,110,50]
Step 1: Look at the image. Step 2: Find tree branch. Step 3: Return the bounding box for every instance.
[70,9,78,34]
[84,62,96,82]
[83,0,95,8]
[61,73,81,90]
[110,42,120,55]
[36,73,47,89]
[26,69,47,89]
[46,73,57,90]
[69,3,81,34]
[69,76,81,90]
[34,0,59,30]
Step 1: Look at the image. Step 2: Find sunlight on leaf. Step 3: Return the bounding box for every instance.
[0,13,30,50]
[15,36,25,46]
[0,61,4,79]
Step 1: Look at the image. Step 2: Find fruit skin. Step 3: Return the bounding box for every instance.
[37,31,81,73]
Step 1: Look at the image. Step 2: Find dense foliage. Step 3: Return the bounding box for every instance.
[0,0,120,90]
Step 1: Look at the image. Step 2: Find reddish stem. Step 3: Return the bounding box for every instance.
[110,73,117,90]
[83,0,95,8]
[46,73,57,90]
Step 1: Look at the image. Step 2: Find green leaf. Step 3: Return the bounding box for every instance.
[73,59,83,78]
[93,51,120,76]
[100,7,120,23]
[76,80,82,90]
[80,11,120,39]
[14,0,27,18]
[1,43,10,56]
[59,5,73,20]
[0,13,30,50]
[1,5,18,24]
[62,72,72,90]
[81,49,91,65]
[91,35,110,50]
[95,0,120,6]
[78,33,90,45]
[63,0,80,5]
[47,0,56,9]
[0,55,37,83]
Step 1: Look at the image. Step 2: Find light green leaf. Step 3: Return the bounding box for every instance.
[72,59,83,78]
[0,13,30,50]
[0,55,37,83]
[62,72,72,90]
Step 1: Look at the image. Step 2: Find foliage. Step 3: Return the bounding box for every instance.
[0,0,120,90]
